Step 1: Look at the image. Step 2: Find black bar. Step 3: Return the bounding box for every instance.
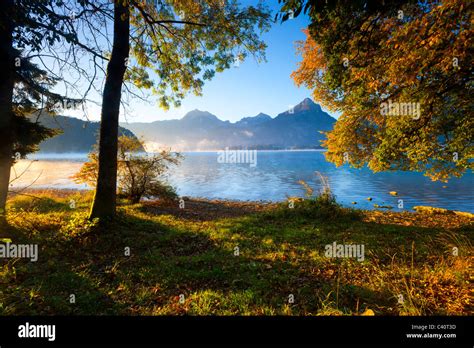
[0,316,471,346]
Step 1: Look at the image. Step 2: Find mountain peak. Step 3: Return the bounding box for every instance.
[235,112,272,127]
[294,98,319,112]
[182,109,219,121]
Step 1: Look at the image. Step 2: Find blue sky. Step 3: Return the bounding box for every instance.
[66,1,333,124]
[157,12,314,123]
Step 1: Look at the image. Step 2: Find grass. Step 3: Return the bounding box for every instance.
[0,189,472,316]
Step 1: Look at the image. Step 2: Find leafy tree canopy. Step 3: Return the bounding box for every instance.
[279,0,473,181]
[126,0,271,108]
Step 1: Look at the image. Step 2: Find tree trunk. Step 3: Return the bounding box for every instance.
[89,0,130,219]
[130,195,141,204]
[0,0,15,221]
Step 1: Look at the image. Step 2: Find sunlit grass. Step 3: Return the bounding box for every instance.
[0,191,472,315]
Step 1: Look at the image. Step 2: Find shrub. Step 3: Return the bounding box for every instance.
[295,172,356,220]
[60,212,99,237]
[73,136,182,203]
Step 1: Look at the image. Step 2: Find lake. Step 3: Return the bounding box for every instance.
[10,151,473,212]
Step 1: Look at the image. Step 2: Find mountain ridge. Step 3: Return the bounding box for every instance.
[121,98,336,151]
[33,114,142,153]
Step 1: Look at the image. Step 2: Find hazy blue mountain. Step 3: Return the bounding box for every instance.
[235,113,272,127]
[180,110,224,126]
[120,98,336,150]
[34,114,141,153]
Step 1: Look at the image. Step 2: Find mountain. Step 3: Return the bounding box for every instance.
[235,113,272,127]
[120,98,337,151]
[33,114,142,153]
[181,109,223,125]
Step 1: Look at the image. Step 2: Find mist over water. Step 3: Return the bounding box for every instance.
[11,156,88,190]
[11,151,473,212]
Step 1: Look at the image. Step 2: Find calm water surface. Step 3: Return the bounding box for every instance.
[11,151,473,212]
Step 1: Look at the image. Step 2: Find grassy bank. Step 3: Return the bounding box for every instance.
[0,189,472,315]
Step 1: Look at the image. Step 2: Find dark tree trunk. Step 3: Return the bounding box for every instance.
[130,195,141,204]
[0,0,15,220]
[89,0,130,219]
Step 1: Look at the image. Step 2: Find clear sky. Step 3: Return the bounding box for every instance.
[66,1,333,124]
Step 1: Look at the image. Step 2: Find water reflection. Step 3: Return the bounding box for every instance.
[10,151,473,212]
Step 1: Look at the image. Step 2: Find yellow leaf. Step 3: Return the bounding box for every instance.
[361,308,375,316]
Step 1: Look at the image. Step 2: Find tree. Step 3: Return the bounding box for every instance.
[3,53,83,216]
[74,135,181,203]
[89,0,130,218]
[0,0,109,219]
[0,0,16,218]
[280,0,473,181]
[11,55,64,160]
[89,0,271,218]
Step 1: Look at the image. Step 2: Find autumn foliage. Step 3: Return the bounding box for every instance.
[291,0,473,181]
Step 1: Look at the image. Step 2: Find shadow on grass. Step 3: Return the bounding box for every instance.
[0,222,124,315]
[1,197,471,315]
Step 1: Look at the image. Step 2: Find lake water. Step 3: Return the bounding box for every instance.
[10,151,473,212]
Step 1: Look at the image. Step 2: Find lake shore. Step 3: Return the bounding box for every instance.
[8,187,474,221]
